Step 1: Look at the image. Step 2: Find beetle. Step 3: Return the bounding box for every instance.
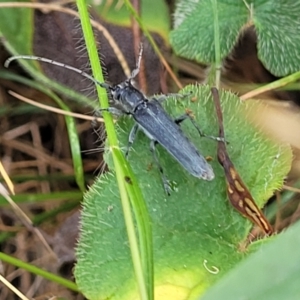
[5,47,221,193]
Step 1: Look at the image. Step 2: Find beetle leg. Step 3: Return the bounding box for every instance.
[149,140,172,195]
[125,123,139,158]
[174,113,225,142]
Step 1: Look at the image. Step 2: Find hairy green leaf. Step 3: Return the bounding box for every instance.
[254,1,300,76]
[171,0,300,76]
[75,85,292,299]
[170,0,247,63]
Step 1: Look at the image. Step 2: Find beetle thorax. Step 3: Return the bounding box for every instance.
[111,81,146,114]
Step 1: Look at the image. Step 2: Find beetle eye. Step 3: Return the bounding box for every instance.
[111,88,121,101]
[115,93,121,101]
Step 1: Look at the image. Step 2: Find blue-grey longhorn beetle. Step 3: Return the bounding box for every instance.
[5,47,220,194]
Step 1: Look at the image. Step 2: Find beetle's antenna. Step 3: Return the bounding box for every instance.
[4,55,109,89]
[129,43,143,80]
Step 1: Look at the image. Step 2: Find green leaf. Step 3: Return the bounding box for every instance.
[0,1,33,55]
[170,0,248,63]
[254,1,300,76]
[171,0,300,76]
[201,220,300,300]
[75,85,292,299]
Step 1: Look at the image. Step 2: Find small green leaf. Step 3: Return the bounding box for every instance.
[75,85,292,299]
[0,3,33,55]
[91,0,170,41]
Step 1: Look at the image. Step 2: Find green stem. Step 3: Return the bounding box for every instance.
[211,0,221,88]
[0,252,79,292]
[75,1,152,299]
